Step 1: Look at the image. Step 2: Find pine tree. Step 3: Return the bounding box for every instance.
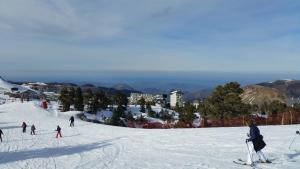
[110,92,128,125]
[113,91,128,117]
[179,102,196,122]
[126,111,134,121]
[58,87,71,112]
[203,82,250,126]
[74,87,84,111]
[69,87,75,106]
[138,97,146,113]
[96,91,110,110]
[90,94,99,114]
[111,106,122,126]
[146,102,152,113]
[84,89,94,113]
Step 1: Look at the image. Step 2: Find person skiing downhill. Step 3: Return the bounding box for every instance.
[55,125,62,138]
[22,122,27,133]
[31,125,36,135]
[0,129,3,142]
[246,119,270,165]
[69,116,75,127]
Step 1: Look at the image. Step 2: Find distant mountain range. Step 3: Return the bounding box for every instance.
[3,76,300,105]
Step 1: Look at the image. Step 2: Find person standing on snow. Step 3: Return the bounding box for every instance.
[22,122,27,133]
[0,129,3,142]
[246,119,270,165]
[31,125,36,135]
[69,116,75,127]
[55,125,62,138]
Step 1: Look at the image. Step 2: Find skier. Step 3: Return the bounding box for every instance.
[55,125,62,138]
[22,122,27,133]
[31,124,36,135]
[69,116,75,127]
[0,129,3,142]
[246,119,270,165]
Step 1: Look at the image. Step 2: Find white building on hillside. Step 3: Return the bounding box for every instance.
[129,93,155,104]
[170,90,184,108]
[129,93,167,106]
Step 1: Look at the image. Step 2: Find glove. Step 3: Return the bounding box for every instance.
[245,139,250,143]
[297,131,300,135]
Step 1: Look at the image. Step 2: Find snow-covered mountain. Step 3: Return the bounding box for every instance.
[0,101,299,169]
[0,76,30,93]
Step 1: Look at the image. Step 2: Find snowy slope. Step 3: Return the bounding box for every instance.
[0,101,300,169]
[0,77,30,92]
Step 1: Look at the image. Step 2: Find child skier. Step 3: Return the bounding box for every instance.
[22,122,27,133]
[55,125,62,138]
[69,116,75,127]
[31,125,36,135]
[0,129,3,142]
[246,119,270,165]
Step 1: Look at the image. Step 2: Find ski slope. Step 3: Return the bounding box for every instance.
[0,101,300,169]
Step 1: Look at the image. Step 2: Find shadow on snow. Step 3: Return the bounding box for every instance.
[0,137,122,164]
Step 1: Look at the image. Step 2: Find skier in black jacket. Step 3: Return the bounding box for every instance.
[55,125,62,138]
[22,122,27,133]
[31,125,36,135]
[0,129,3,142]
[69,116,75,127]
[246,120,270,165]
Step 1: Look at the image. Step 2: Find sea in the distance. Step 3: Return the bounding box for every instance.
[3,70,300,92]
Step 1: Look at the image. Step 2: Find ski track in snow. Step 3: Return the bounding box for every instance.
[0,101,300,169]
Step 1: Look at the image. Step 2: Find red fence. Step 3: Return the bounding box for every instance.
[203,112,300,127]
[127,112,300,129]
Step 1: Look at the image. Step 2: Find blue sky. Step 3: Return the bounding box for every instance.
[0,0,300,75]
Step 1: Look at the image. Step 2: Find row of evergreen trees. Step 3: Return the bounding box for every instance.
[59,87,129,126]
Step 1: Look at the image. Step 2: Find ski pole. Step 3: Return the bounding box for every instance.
[289,132,298,150]
[246,142,253,165]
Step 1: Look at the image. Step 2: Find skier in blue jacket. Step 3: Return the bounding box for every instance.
[246,119,270,165]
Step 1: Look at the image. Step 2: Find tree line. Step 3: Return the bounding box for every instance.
[58,87,129,126]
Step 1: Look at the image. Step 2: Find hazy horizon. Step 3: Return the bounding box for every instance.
[2,70,300,92]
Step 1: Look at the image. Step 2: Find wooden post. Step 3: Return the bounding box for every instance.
[281,112,284,125]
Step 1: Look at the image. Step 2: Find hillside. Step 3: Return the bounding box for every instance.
[0,77,29,93]
[0,101,299,169]
[241,85,287,105]
[258,80,300,98]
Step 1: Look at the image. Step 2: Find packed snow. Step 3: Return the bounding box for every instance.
[0,101,300,169]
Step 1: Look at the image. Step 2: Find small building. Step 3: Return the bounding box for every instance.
[129,93,167,106]
[170,90,184,108]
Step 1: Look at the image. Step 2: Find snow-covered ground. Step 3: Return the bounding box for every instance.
[0,101,300,169]
[83,104,179,124]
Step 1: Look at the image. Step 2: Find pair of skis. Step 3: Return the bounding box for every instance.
[233,158,272,165]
